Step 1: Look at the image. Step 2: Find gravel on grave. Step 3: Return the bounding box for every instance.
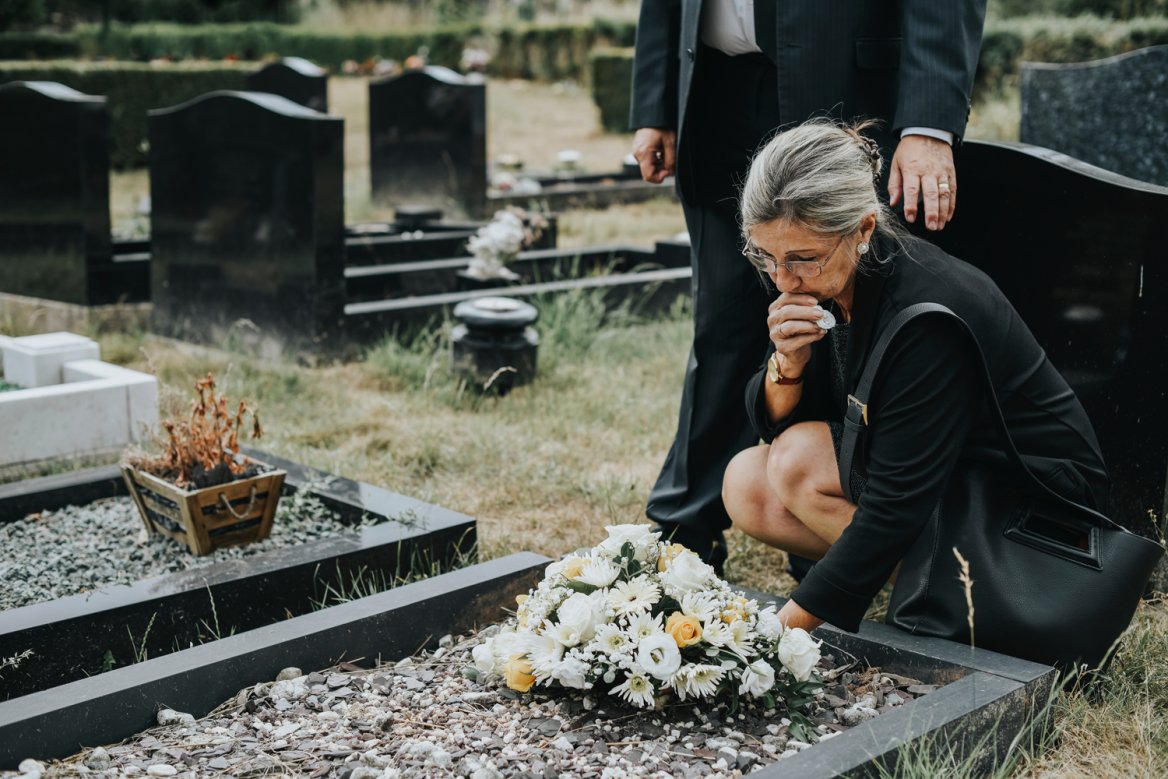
[23,629,937,779]
[0,489,376,611]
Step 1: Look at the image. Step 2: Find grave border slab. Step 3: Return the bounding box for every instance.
[0,553,546,768]
[0,452,475,701]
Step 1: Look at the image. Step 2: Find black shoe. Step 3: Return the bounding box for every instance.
[652,522,728,577]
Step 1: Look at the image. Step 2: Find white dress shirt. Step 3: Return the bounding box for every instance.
[699,0,954,144]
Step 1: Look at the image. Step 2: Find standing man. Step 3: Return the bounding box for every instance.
[632,0,987,571]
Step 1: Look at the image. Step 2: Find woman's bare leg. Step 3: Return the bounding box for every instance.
[765,422,857,547]
[724,422,858,549]
[723,444,832,559]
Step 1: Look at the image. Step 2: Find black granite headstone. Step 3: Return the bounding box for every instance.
[919,141,1168,543]
[148,91,344,350]
[369,67,487,216]
[0,81,118,304]
[244,56,329,113]
[1021,46,1168,187]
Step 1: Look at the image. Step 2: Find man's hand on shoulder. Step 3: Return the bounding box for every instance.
[632,127,677,184]
[888,135,957,232]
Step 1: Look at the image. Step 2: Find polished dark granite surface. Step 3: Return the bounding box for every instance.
[1021,46,1168,187]
[148,91,345,350]
[917,140,1168,535]
[245,56,329,113]
[0,81,121,304]
[369,67,487,216]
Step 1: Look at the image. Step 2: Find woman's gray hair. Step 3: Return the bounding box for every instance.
[739,118,906,256]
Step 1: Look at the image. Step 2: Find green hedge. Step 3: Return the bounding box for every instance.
[0,60,252,168]
[590,47,633,133]
[977,14,1168,93]
[0,31,80,58]
[47,19,638,80]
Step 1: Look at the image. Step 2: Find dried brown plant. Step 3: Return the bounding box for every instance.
[127,373,263,489]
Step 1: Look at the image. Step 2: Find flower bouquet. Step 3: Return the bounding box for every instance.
[469,525,824,739]
[464,207,549,280]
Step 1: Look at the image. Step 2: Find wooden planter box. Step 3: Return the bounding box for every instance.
[121,463,286,555]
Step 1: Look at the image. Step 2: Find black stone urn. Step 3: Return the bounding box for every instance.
[451,296,539,394]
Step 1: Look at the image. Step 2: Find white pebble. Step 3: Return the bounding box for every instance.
[17,759,44,779]
[146,766,178,777]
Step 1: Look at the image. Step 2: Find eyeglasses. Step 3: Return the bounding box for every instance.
[742,236,846,277]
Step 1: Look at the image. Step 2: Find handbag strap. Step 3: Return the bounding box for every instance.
[838,302,1118,529]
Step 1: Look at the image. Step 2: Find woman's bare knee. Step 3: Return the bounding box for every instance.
[723,445,770,534]
[766,423,840,510]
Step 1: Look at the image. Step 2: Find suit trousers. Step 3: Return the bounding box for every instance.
[647,49,782,533]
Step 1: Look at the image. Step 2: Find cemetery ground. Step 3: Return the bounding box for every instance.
[4,78,1165,777]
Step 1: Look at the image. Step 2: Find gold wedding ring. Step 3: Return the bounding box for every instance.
[938,180,951,193]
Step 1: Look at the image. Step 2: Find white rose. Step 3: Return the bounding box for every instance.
[777,627,821,682]
[599,523,660,561]
[551,657,590,689]
[637,633,682,681]
[555,593,598,644]
[660,550,714,593]
[739,659,776,697]
[755,606,784,642]
[472,642,497,677]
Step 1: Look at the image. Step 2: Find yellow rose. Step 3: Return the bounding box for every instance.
[665,613,703,647]
[503,654,535,692]
[657,543,688,572]
[562,557,587,580]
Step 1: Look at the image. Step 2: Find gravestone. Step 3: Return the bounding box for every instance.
[148,91,345,352]
[1021,46,1168,186]
[920,141,1168,569]
[369,67,487,216]
[0,81,119,304]
[244,56,328,113]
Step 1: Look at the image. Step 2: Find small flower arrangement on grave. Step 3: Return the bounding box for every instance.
[469,525,824,738]
[464,207,549,280]
[127,373,265,489]
[122,373,286,555]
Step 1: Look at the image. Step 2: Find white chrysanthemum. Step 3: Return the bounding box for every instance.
[578,558,620,588]
[598,524,660,562]
[680,591,719,622]
[547,620,587,648]
[624,612,663,641]
[673,663,725,700]
[595,624,630,655]
[611,670,656,708]
[637,633,682,681]
[701,621,731,647]
[739,659,776,697]
[659,549,714,593]
[725,619,755,658]
[552,656,590,689]
[607,576,660,616]
[755,606,784,642]
[525,631,565,681]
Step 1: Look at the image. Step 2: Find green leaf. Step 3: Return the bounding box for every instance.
[564,580,599,595]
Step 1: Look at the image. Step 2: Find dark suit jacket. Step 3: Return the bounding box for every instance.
[744,235,1110,631]
[630,0,987,201]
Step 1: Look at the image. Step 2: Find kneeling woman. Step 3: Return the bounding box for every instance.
[722,120,1110,652]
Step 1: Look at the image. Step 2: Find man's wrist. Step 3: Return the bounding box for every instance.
[900,127,954,146]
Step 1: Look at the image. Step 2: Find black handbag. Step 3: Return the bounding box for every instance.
[838,303,1165,671]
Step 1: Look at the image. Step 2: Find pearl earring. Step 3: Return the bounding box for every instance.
[858,241,870,255]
